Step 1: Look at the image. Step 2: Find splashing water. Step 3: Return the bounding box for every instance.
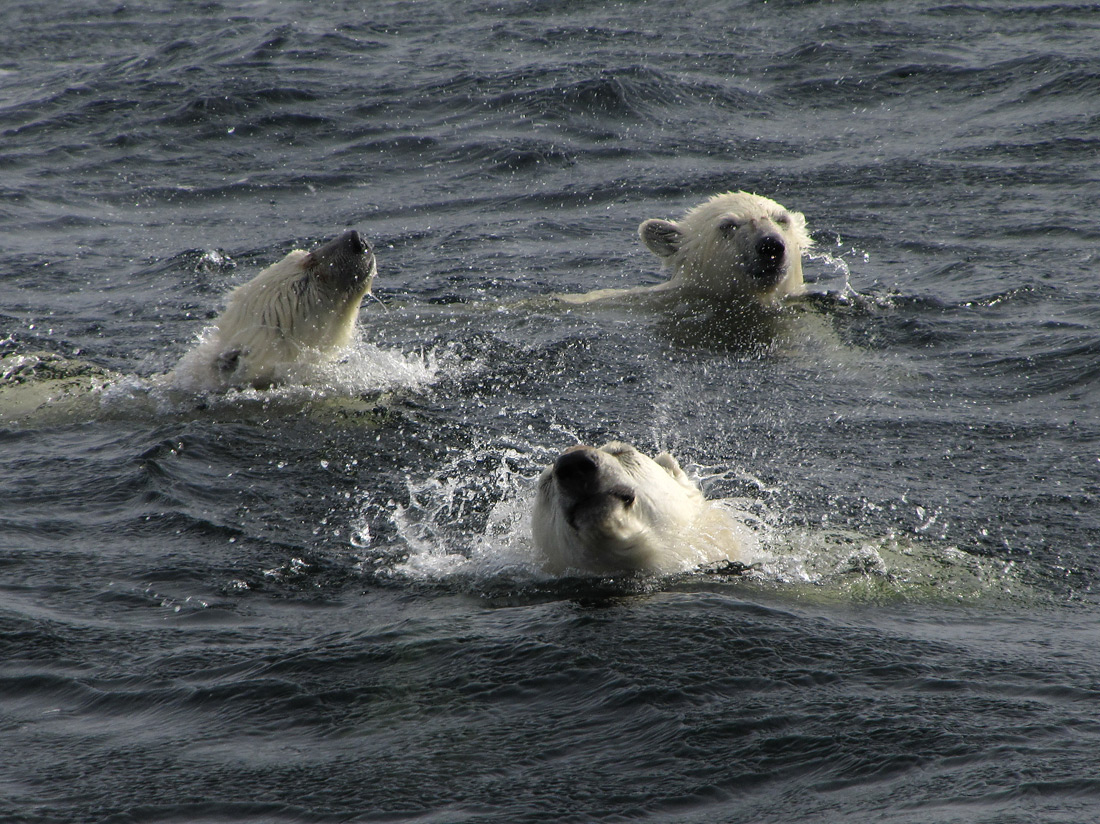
[351,437,1031,604]
[807,234,868,299]
[0,337,453,427]
[354,443,556,586]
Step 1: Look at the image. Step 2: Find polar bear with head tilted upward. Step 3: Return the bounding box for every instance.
[172,229,376,391]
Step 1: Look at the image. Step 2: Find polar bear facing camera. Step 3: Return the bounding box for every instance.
[558,191,810,310]
[531,442,746,576]
[173,230,376,391]
[638,191,811,305]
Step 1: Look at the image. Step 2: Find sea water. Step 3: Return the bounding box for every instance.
[2,2,1099,822]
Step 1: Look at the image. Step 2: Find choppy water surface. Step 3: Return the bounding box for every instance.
[2,2,1099,822]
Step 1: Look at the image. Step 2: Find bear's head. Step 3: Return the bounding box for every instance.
[639,191,811,306]
[300,228,377,301]
[531,441,707,575]
[240,228,376,346]
[213,229,376,388]
[174,229,377,391]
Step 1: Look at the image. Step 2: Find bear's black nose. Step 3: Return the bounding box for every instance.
[339,229,370,255]
[313,230,371,260]
[554,449,600,497]
[755,235,785,267]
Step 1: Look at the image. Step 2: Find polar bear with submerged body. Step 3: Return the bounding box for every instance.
[172,229,376,391]
[0,230,377,423]
[559,190,811,312]
[532,442,752,576]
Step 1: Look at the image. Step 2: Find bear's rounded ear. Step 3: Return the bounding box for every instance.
[639,219,683,258]
[788,210,812,249]
[654,451,689,484]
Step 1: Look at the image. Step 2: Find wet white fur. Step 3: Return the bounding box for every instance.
[558,191,811,307]
[532,442,745,575]
[173,248,372,391]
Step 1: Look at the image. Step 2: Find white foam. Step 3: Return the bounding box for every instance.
[806,236,867,298]
[167,328,447,396]
[353,445,557,586]
[88,336,459,420]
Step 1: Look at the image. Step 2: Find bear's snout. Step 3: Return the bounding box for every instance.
[554,447,637,531]
[303,229,376,291]
[342,229,372,257]
[554,448,601,497]
[755,235,785,269]
[748,233,788,288]
[321,229,371,258]
[306,229,373,267]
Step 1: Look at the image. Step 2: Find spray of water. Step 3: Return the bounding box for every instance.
[352,443,557,586]
[806,233,868,299]
[360,437,1035,604]
[95,336,453,419]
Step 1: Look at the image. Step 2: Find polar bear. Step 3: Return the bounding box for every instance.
[558,191,811,309]
[531,442,746,576]
[638,191,811,304]
[172,229,376,391]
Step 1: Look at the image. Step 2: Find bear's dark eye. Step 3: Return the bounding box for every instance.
[717,217,740,235]
[775,214,790,226]
[613,487,636,507]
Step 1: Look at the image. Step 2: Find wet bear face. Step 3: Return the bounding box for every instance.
[532,441,707,575]
[639,191,811,305]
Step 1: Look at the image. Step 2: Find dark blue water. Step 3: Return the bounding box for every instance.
[3,1,1100,822]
